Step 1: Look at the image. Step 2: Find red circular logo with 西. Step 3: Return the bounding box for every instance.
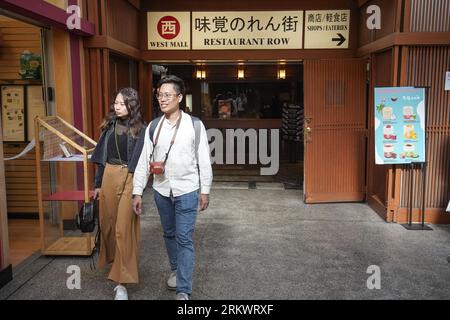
[157,16,180,40]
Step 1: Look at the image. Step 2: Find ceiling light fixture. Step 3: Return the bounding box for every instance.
[237,66,245,79]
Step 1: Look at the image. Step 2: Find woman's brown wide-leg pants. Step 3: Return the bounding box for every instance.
[98,164,140,284]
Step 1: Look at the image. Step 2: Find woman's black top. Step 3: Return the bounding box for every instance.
[106,118,129,165]
[91,117,146,188]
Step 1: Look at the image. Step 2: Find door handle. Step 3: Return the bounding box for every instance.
[304,126,312,142]
[304,118,312,143]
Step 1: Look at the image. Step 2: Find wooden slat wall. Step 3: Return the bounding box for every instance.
[83,0,132,139]
[83,0,105,139]
[107,0,140,48]
[109,53,138,99]
[358,1,374,47]
[410,0,450,32]
[0,19,41,80]
[357,0,398,46]
[368,50,393,207]
[400,46,450,210]
[374,0,399,38]
[85,48,110,140]
[138,61,153,123]
[3,144,40,215]
[82,0,101,35]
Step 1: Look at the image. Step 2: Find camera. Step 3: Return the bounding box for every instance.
[149,161,165,175]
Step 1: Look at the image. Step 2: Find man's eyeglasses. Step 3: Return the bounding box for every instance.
[156,93,179,100]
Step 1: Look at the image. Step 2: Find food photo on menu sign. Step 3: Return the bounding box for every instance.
[374,87,426,165]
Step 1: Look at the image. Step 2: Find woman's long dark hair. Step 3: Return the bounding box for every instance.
[100,88,145,137]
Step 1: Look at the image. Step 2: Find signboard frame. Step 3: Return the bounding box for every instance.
[192,11,304,50]
[146,10,353,50]
[374,86,426,165]
[304,10,350,49]
[147,12,191,50]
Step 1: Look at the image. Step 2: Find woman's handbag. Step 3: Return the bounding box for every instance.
[77,200,98,233]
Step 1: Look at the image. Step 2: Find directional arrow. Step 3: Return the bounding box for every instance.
[332,33,346,46]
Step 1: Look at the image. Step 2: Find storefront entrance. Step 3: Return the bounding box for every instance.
[151,62,304,188]
[151,60,369,200]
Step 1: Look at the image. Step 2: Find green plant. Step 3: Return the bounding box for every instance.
[376,103,386,114]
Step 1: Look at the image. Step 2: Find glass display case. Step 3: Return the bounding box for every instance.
[34,116,97,255]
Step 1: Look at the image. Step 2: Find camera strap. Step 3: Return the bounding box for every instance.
[150,112,182,165]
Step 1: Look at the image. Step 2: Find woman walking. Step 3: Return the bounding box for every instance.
[91,87,146,300]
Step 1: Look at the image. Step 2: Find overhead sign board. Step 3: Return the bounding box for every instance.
[147,12,191,50]
[146,10,352,50]
[192,11,303,50]
[304,10,350,49]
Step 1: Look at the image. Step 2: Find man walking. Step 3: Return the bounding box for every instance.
[132,75,213,300]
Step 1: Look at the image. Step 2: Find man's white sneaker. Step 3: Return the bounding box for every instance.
[167,271,176,290]
[114,285,128,300]
[176,293,189,300]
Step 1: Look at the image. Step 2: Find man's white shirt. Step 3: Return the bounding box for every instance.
[133,111,213,197]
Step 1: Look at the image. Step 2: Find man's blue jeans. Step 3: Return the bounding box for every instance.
[154,190,198,295]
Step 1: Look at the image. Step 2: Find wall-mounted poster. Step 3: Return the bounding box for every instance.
[20,51,42,80]
[26,86,46,140]
[1,85,25,141]
[374,87,426,165]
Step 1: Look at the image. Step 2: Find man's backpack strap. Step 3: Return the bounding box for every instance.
[149,116,163,144]
[191,116,201,162]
